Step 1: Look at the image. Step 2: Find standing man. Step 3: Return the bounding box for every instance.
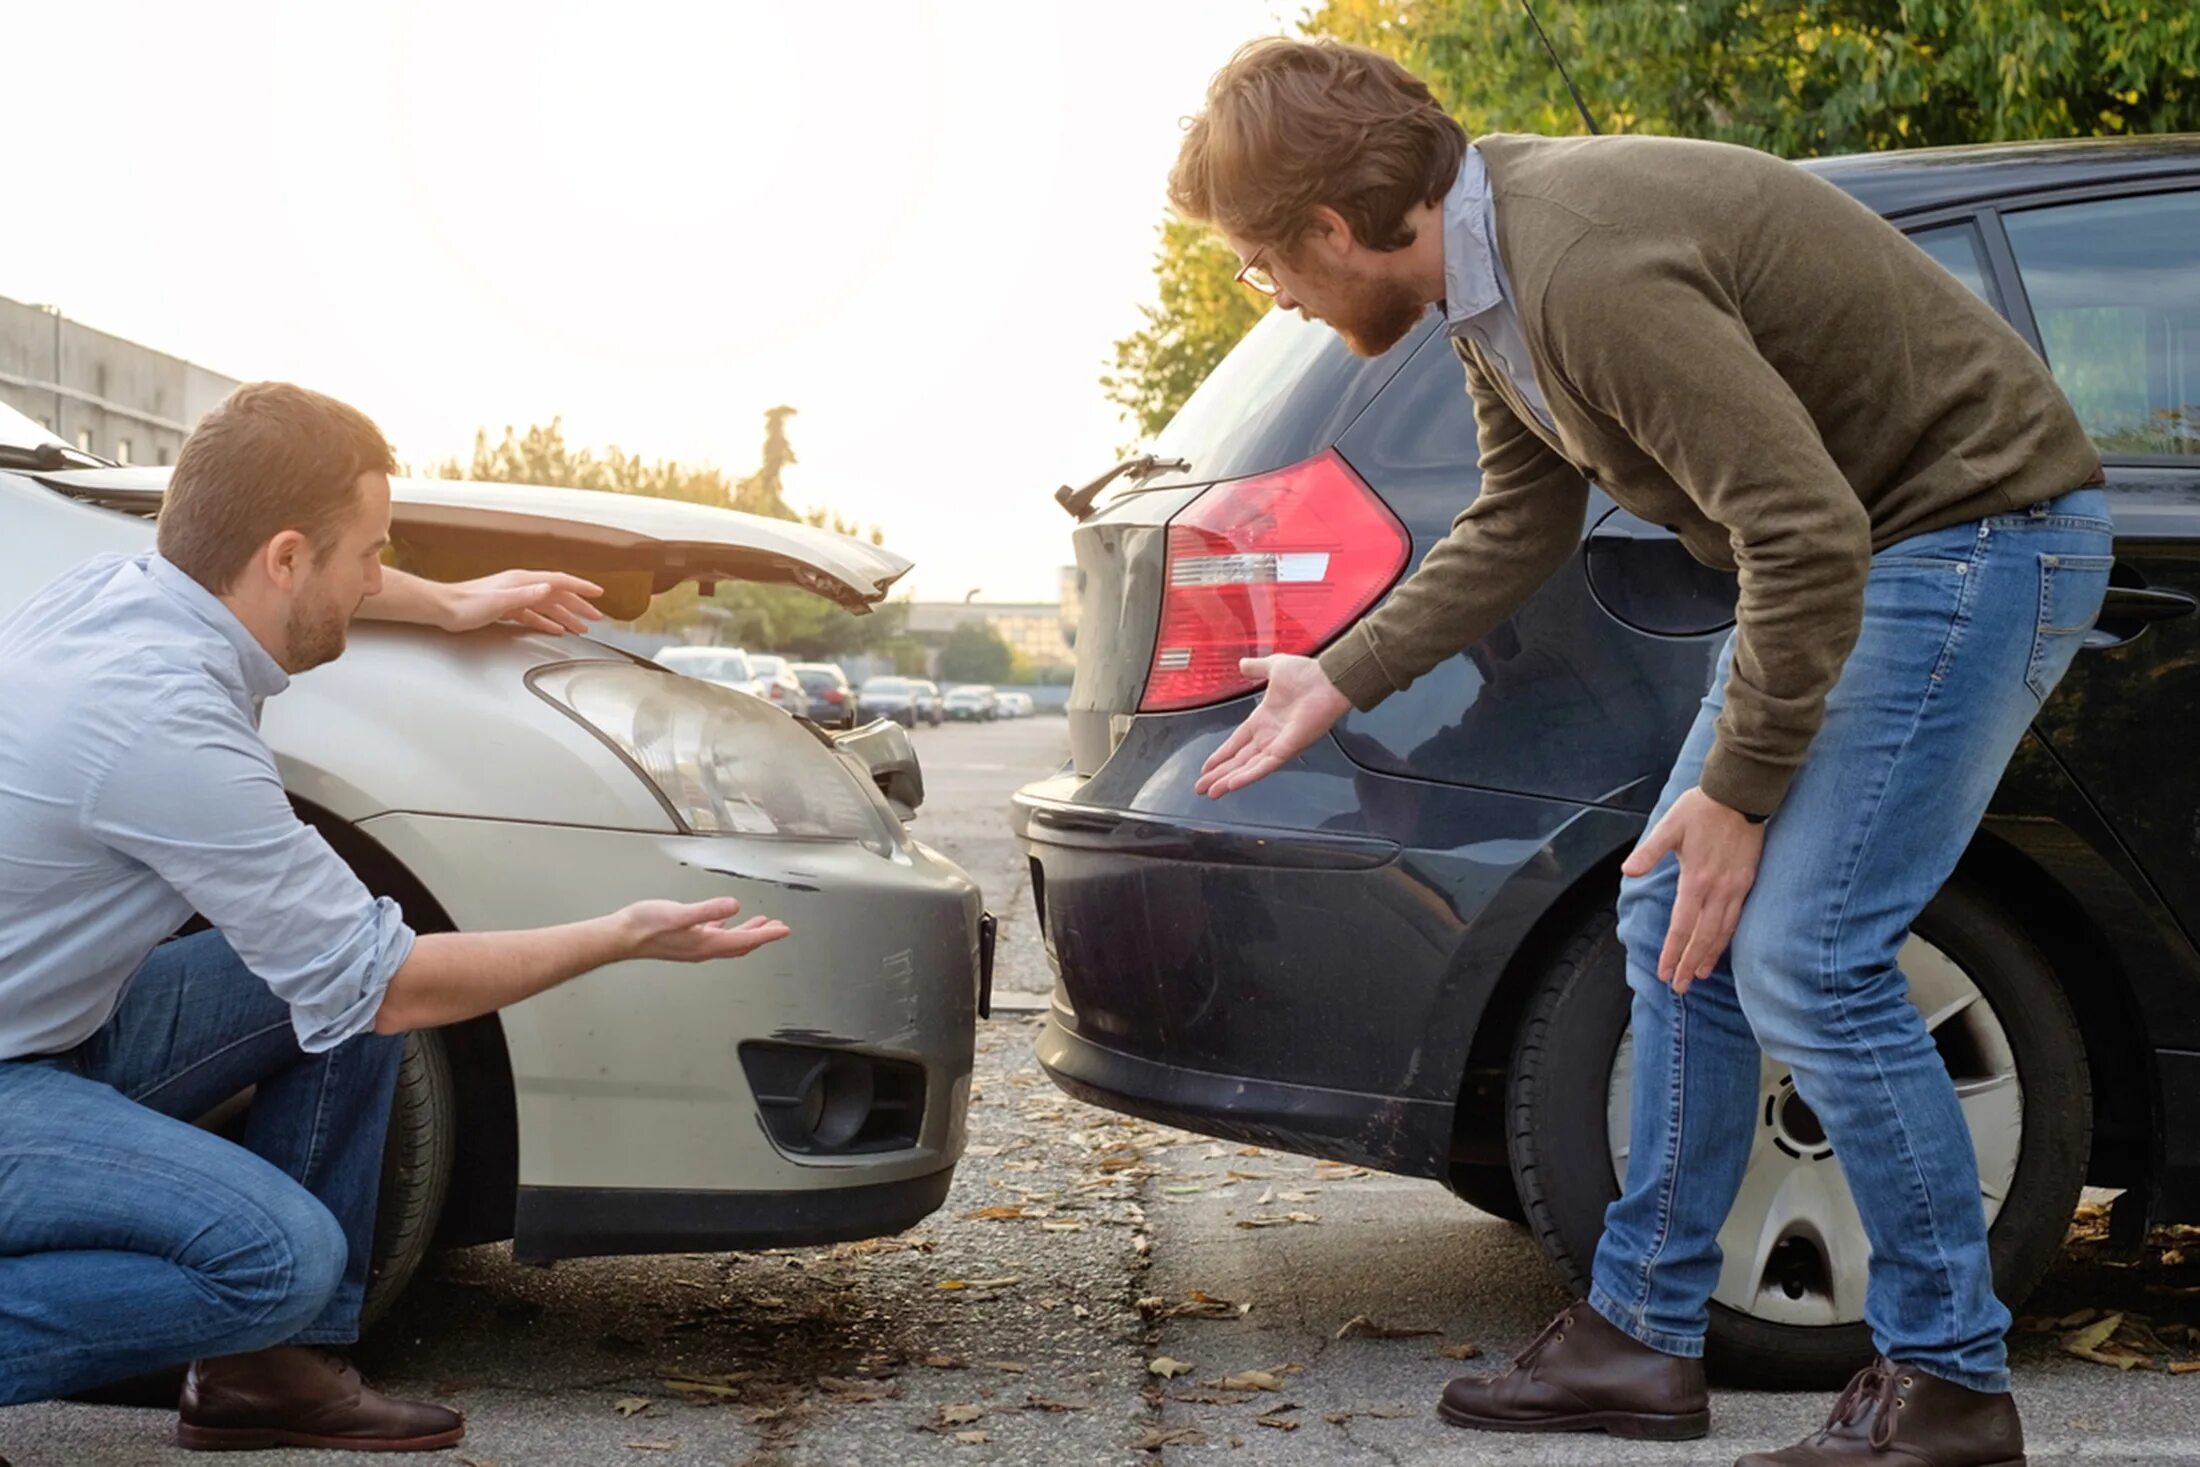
[0,383,791,1451]
[1172,38,2105,1467]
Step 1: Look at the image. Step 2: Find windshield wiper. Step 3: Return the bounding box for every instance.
[1054,453,1192,520]
[0,442,115,472]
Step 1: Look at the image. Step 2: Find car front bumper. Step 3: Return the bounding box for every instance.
[359,813,983,1253]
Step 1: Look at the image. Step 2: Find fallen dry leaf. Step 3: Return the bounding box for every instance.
[1235,1211,1320,1229]
[661,1378,740,1400]
[938,1404,987,1426]
[1437,1342,1484,1360]
[956,1430,989,1443]
[1025,1395,1091,1412]
[2170,1361,2200,1375]
[1148,1357,1195,1378]
[965,1276,1023,1290]
[624,1444,676,1454]
[924,1354,967,1370]
[2057,1308,2103,1329]
[964,1205,1028,1222]
[1171,1390,1251,1406]
[1257,1415,1301,1431]
[1208,1370,1286,1392]
[1041,1220,1088,1233]
[817,1376,898,1403]
[1133,1426,1208,1450]
[981,1361,1029,1374]
[1324,1411,1352,1425]
[2065,1313,2126,1354]
[1335,1315,1441,1341]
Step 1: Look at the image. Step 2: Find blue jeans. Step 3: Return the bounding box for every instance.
[0,931,404,1406]
[1589,490,2113,1394]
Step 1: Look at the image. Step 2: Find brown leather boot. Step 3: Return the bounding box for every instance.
[176,1346,465,1452]
[1736,1358,2026,1466]
[1438,1301,1710,1439]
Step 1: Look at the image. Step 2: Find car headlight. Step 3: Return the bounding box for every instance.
[531,662,897,854]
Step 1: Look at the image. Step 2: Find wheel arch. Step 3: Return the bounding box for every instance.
[294,796,520,1247]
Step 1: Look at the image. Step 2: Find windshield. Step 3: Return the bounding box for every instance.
[1142,306,1433,488]
[862,677,910,695]
[0,398,67,452]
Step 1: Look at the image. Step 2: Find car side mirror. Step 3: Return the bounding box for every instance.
[834,719,925,821]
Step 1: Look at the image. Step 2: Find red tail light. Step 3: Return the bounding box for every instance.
[824,689,846,704]
[1142,451,1410,712]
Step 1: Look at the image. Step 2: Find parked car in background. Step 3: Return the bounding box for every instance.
[910,679,945,726]
[1017,137,2200,1390]
[746,653,812,719]
[793,662,858,729]
[998,692,1035,719]
[943,685,999,722]
[859,675,923,727]
[653,644,757,695]
[1,404,989,1327]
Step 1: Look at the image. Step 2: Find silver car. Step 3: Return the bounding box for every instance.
[0,406,988,1321]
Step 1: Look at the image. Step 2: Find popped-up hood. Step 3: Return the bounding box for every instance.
[31,467,912,617]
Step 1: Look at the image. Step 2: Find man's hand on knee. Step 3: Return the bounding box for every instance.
[1622,788,1765,995]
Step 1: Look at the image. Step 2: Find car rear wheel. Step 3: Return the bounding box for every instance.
[1506,881,2090,1390]
[361,1028,457,1329]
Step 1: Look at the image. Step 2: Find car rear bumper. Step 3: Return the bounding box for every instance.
[1012,712,1642,1180]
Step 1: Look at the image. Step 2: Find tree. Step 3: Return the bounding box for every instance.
[1101,216,1273,442]
[937,622,1016,685]
[428,410,897,647]
[1107,0,2200,430]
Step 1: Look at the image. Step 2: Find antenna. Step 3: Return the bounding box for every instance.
[1521,1,1601,136]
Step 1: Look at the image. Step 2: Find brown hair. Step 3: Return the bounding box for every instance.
[159,382,397,593]
[1169,37,1466,256]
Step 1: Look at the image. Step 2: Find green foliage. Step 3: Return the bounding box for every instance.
[1106,1,2200,431]
[1101,216,1273,443]
[937,621,1017,685]
[431,411,898,649]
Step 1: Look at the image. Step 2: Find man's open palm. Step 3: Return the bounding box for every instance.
[623,898,791,962]
[1194,655,1352,799]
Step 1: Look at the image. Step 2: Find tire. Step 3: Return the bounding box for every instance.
[1508,881,2090,1390]
[361,1028,457,1330]
[1448,1161,1528,1226]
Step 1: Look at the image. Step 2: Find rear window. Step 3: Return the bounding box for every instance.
[795,668,843,689]
[2003,189,2200,459]
[750,655,787,676]
[862,677,909,694]
[1142,308,1436,489]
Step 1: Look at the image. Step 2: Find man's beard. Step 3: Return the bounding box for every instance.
[284,595,349,672]
[1321,272,1427,358]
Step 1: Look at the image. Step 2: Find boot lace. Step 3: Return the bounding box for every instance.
[1503,1307,1577,1374]
[1824,1359,1902,1449]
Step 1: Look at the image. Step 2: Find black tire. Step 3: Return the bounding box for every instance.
[361,1028,457,1331]
[1448,1162,1529,1226]
[1507,880,2090,1391]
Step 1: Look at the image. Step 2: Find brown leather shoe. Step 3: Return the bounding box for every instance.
[1736,1358,2025,1466]
[1438,1301,1710,1440]
[176,1346,465,1452]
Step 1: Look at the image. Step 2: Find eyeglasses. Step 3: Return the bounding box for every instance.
[1234,248,1280,298]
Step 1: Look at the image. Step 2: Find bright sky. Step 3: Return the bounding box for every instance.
[9,0,1293,603]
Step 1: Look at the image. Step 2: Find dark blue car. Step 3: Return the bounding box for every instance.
[1016,135,2200,1388]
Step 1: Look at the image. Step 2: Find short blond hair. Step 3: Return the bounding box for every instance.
[1169,37,1466,254]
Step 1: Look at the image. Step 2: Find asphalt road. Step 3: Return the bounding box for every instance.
[9,717,2200,1465]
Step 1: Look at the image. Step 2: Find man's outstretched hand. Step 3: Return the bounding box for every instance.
[1193,654,1352,799]
[620,898,791,962]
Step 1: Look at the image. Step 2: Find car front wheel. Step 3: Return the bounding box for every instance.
[1506,881,2090,1390]
[362,1028,457,1329]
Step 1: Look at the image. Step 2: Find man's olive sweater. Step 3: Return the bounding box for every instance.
[1316,132,2101,817]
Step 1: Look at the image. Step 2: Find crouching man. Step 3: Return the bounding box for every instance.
[0,383,791,1451]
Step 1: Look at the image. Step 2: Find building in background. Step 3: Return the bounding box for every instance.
[0,294,240,465]
[904,597,1074,672]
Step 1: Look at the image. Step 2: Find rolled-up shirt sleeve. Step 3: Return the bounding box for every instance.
[84,694,415,1052]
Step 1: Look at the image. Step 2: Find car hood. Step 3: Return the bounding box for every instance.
[33,467,912,616]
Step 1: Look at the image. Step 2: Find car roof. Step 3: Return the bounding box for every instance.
[1801,133,2200,216]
